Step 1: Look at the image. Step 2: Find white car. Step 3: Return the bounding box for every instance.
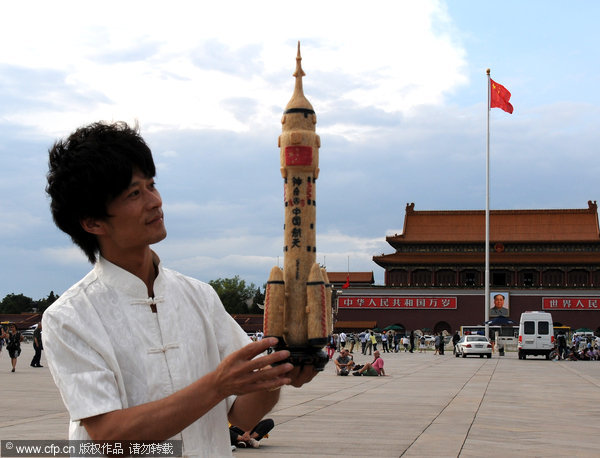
[455,335,492,358]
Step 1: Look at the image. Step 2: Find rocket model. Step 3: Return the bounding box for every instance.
[264,43,332,368]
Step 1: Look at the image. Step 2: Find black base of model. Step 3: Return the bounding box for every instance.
[267,337,329,371]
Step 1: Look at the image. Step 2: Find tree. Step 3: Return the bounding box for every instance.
[209,276,264,315]
[34,291,59,313]
[0,291,59,314]
[0,293,35,314]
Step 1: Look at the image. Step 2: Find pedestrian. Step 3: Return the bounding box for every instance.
[381,331,389,353]
[419,335,426,353]
[409,330,415,353]
[359,332,367,355]
[6,323,22,372]
[348,334,355,354]
[434,334,441,355]
[0,326,7,357]
[365,331,374,355]
[30,322,44,368]
[339,331,347,350]
[556,332,567,360]
[393,332,400,352]
[327,334,336,359]
[370,331,378,353]
[452,331,460,355]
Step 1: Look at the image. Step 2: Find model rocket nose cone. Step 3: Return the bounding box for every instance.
[285,41,313,113]
[308,262,324,282]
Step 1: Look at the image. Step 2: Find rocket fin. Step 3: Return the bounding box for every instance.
[264,266,285,339]
[321,267,333,336]
[306,263,328,347]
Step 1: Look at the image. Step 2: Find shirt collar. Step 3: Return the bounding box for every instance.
[94,251,162,298]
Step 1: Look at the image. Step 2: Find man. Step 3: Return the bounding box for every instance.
[30,322,43,367]
[381,331,389,353]
[490,293,509,317]
[339,331,347,350]
[43,122,315,455]
[334,348,355,375]
[353,350,385,376]
[359,332,367,355]
[452,331,461,355]
[556,332,568,360]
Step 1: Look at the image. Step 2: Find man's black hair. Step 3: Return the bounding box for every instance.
[46,121,156,263]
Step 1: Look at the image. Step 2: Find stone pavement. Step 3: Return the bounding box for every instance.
[2,342,600,457]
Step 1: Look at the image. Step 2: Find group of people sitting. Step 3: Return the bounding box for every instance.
[334,348,386,376]
[556,333,600,360]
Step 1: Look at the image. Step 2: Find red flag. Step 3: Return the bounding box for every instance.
[342,275,350,289]
[490,79,513,114]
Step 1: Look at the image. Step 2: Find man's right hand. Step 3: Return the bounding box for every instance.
[213,337,293,398]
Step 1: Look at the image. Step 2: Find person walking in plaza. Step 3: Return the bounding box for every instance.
[30,322,44,368]
[348,333,356,354]
[327,334,336,359]
[0,326,7,358]
[359,332,368,355]
[6,323,22,372]
[369,331,377,354]
[556,331,568,360]
[365,331,374,355]
[452,331,461,355]
[42,121,316,454]
[409,330,415,353]
[419,335,426,353]
[402,335,409,352]
[434,334,441,355]
[339,331,347,350]
[381,331,389,353]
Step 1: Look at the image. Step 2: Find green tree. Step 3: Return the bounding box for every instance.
[209,276,264,315]
[34,291,59,313]
[0,293,35,313]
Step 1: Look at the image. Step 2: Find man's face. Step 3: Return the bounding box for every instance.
[374,351,380,358]
[95,170,167,255]
[493,295,505,309]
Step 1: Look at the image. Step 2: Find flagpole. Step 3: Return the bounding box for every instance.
[485,69,491,339]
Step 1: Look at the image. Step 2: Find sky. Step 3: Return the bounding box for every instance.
[1,0,599,300]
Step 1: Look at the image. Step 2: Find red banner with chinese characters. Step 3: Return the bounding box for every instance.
[542,297,600,310]
[338,296,457,309]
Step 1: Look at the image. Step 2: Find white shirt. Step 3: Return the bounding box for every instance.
[43,254,250,457]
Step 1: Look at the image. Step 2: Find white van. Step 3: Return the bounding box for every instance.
[518,311,554,359]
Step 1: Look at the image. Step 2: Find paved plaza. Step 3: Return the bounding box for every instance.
[2,342,600,457]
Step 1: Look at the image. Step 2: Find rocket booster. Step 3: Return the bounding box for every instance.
[264,42,332,349]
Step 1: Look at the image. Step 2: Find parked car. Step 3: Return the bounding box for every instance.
[21,324,38,342]
[455,335,492,358]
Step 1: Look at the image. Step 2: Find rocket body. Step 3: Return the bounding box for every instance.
[279,112,320,346]
[264,43,331,350]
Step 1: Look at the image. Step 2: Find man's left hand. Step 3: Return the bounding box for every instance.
[285,365,319,388]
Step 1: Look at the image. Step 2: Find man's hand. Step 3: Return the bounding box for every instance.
[285,364,319,387]
[214,337,294,398]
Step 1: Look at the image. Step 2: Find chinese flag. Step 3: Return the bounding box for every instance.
[490,79,513,114]
[342,275,350,289]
